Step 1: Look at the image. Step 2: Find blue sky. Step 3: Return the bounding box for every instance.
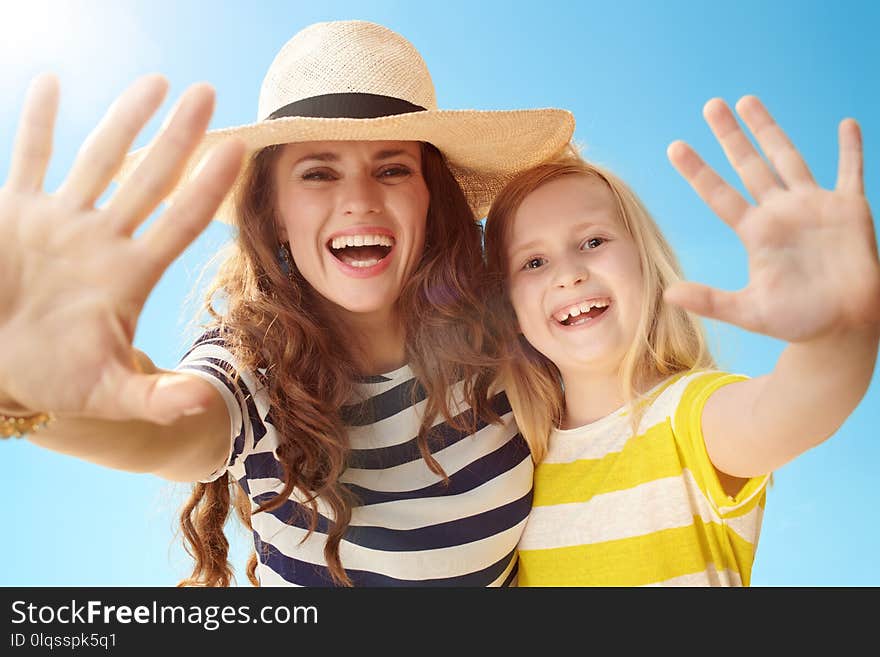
[1,0,877,586]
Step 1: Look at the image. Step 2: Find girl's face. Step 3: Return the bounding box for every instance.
[274,140,430,322]
[505,175,644,379]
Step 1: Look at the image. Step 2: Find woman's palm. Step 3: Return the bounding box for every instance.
[0,74,244,422]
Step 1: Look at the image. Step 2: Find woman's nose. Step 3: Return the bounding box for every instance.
[339,174,382,217]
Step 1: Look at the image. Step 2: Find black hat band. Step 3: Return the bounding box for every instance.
[266,93,427,121]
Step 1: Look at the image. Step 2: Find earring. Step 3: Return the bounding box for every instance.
[278,241,295,279]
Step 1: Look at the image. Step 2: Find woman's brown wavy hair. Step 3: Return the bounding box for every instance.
[177,141,501,587]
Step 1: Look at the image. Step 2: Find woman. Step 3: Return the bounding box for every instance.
[0,20,573,586]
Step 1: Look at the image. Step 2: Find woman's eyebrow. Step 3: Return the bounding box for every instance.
[373,149,414,161]
[291,149,415,167]
[292,152,338,166]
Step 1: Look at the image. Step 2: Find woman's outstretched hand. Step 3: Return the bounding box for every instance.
[665,96,880,342]
[0,74,245,424]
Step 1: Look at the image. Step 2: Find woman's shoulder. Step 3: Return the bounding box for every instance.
[180,326,232,359]
[176,325,269,391]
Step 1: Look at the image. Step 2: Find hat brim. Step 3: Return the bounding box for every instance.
[115,108,575,223]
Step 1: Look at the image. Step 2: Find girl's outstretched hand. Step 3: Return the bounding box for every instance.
[0,74,245,424]
[665,96,880,342]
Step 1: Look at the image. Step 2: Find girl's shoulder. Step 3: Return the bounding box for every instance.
[641,370,746,429]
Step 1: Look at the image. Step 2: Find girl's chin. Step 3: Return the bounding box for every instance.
[541,340,625,373]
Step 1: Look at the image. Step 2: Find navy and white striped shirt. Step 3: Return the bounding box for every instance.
[177,330,533,586]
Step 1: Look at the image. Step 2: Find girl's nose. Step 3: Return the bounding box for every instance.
[553,261,589,288]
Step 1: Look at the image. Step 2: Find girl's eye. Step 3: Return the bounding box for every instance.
[582,237,605,250]
[523,257,546,270]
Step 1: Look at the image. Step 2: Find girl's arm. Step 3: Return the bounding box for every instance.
[666,97,880,478]
[700,325,878,478]
[0,75,244,479]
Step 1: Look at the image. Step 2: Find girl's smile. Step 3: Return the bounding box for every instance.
[550,296,612,327]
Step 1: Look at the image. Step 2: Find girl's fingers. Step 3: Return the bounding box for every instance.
[735,95,816,189]
[56,75,169,208]
[105,83,217,237]
[667,140,751,229]
[664,281,751,330]
[702,98,780,202]
[137,137,245,282]
[836,118,864,195]
[6,74,59,193]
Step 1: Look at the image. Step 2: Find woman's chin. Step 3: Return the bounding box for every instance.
[330,295,400,322]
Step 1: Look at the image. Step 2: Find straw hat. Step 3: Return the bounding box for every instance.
[116,20,575,223]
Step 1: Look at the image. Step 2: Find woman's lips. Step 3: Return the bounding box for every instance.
[325,227,397,278]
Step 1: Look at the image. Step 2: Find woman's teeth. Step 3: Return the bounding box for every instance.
[329,234,395,267]
[348,258,381,268]
[330,234,394,249]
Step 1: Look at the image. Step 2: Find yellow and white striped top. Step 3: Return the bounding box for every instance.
[517,370,769,586]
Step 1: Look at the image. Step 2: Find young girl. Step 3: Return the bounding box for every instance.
[484,97,880,586]
[0,20,573,586]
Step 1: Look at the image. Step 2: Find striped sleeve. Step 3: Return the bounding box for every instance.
[672,371,770,516]
[175,329,261,483]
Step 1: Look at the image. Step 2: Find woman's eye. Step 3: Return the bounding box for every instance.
[301,168,337,181]
[523,257,546,270]
[583,237,605,250]
[377,165,412,180]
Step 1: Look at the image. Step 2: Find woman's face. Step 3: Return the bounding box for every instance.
[273,140,430,322]
[504,175,644,379]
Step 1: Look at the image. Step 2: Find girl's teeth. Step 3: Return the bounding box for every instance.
[553,299,611,324]
[350,259,380,268]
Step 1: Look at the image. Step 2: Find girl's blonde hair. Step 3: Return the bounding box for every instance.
[484,146,715,462]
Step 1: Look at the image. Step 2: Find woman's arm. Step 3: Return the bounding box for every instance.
[666,96,880,477]
[5,350,231,483]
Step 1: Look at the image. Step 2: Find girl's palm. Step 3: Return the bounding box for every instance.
[666,96,879,342]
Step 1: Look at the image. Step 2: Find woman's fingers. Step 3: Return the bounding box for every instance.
[138,137,245,283]
[55,74,169,208]
[105,83,218,237]
[702,98,780,202]
[836,118,864,195]
[6,74,59,193]
[109,368,219,425]
[735,95,815,189]
[667,140,751,229]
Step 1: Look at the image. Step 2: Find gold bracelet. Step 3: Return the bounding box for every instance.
[0,411,56,439]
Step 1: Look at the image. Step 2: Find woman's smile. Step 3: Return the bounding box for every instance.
[274,140,430,317]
